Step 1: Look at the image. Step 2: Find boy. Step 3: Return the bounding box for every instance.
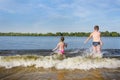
[84,25,103,53]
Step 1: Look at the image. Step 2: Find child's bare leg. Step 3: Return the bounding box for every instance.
[97,45,101,53]
[92,46,97,57]
[92,46,97,53]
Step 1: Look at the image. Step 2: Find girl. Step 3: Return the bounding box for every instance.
[52,36,67,56]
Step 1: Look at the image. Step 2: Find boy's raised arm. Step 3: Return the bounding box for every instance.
[84,33,93,44]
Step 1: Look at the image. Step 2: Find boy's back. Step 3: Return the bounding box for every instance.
[92,31,101,42]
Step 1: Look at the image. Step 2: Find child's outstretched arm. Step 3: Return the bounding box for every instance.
[100,39,103,46]
[52,44,59,51]
[100,32,103,46]
[64,43,67,48]
[84,33,92,44]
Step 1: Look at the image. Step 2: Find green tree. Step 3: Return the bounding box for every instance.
[111,32,119,37]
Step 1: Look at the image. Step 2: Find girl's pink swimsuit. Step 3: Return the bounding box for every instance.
[59,50,64,54]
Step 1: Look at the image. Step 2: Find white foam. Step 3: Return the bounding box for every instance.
[0,55,120,70]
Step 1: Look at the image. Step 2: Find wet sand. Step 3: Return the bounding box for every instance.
[0,67,120,80]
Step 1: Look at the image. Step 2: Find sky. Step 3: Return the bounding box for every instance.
[0,0,120,33]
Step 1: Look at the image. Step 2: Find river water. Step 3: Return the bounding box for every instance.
[0,36,120,70]
[0,36,119,50]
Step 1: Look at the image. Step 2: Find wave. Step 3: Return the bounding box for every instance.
[0,54,120,70]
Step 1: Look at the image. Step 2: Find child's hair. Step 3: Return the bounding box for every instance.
[94,25,99,31]
[60,36,64,42]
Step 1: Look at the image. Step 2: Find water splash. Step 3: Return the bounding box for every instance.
[0,54,120,70]
[69,47,102,58]
[0,48,119,70]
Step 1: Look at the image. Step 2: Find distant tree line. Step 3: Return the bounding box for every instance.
[0,31,119,37]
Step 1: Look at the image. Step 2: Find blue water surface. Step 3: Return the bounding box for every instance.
[0,36,119,50]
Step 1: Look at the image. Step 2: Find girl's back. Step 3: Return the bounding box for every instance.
[58,42,65,50]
